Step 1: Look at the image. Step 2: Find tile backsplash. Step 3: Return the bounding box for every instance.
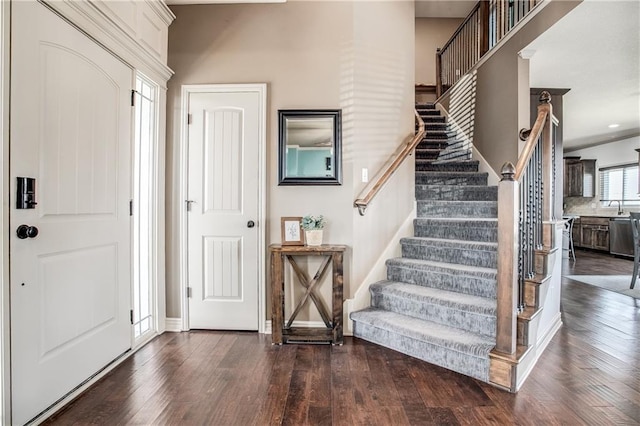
[563,196,640,216]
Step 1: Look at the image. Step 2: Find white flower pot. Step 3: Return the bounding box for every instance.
[305,230,323,246]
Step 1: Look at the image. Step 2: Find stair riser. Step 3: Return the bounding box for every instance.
[415,174,488,186]
[353,322,490,382]
[422,131,456,140]
[401,244,497,268]
[415,186,497,201]
[371,291,496,337]
[386,265,497,298]
[417,202,497,218]
[415,151,441,160]
[414,224,497,242]
[416,162,479,172]
[422,116,446,123]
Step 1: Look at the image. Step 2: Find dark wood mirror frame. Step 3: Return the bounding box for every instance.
[278,109,342,186]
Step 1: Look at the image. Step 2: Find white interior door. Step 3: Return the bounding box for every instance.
[187,89,261,330]
[10,2,132,424]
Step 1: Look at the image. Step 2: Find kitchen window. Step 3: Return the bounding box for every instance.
[599,163,640,206]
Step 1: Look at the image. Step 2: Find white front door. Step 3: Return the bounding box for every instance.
[10,2,132,424]
[186,88,262,330]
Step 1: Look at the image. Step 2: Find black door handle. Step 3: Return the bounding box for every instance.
[16,224,39,239]
[247,220,255,228]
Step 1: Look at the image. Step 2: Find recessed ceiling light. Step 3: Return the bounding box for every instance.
[608,123,620,128]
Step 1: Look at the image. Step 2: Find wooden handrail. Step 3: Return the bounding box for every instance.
[514,92,551,181]
[353,110,425,216]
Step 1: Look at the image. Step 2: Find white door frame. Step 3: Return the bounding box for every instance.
[0,0,10,423]
[178,84,267,333]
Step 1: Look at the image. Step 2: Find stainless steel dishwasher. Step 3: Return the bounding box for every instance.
[609,217,634,257]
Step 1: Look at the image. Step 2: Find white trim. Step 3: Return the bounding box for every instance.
[344,204,416,336]
[0,1,9,423]
[165,318,183,333]
[42,0,174,85]
[515,313,562,391]
[264,320,272,335]
[178,84,267,333]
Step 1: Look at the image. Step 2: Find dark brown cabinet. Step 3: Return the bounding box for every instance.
[573,217,609,251]
[563,157,596,197]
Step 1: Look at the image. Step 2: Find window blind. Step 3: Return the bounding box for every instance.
[599,163,640,205]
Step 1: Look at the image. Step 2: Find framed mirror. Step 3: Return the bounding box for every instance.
[278,109,342,185]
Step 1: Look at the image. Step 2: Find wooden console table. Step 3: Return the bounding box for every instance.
[270,244,346,345]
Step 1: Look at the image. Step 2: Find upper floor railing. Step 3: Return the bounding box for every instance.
[436,0,542,98]
[353,111,425,215]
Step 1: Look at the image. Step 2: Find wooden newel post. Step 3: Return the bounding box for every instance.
[539,91,554,224]
[435,48,442,98]
[496,162,519,355]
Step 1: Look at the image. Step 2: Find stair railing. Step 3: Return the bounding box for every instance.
[353,110,425,216]
[495,91,554,355]
[436,0,541,98]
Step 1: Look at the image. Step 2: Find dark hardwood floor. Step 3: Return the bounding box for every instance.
[45,250,639,425]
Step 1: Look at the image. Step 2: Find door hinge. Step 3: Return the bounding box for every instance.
[187,113,192,125]
[129,199,133,216]
[186,286,192,298]
[131,90,136,107]
[130,309,134,325]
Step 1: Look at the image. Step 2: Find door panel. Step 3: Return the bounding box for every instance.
[10,2,132,424]
[188,91,259,330]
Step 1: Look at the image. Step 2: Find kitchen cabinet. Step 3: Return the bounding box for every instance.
[563,158,596,197]
[573,217,610,251]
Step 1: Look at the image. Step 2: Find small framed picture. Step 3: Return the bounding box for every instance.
[281,217,304,245]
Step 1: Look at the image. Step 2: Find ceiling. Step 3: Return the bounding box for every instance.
[166,0,638,151]
[525,0,640,151]
[415,0,476,18]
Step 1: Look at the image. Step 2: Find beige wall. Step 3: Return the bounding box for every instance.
[415,18,462,85]
[473,0,581,172]
[166,1,415,320]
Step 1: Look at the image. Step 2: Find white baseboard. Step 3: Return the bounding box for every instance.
[164,317,183,332]
[516,313,562,391]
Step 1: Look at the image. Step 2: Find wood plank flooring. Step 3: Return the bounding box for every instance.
[44,250,639,425]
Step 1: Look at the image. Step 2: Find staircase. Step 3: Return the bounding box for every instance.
[350,104,499,382]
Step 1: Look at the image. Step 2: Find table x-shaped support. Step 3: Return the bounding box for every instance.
[285,254,332,329]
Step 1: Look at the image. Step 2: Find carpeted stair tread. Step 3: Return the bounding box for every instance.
[401,236,497,250]
[401,237,497,268]
[416,160,479,172]
[415,185,498,201]
[417,200,497,218]
[385,258,497,298]
[386,257,497,277]
[415,171,488,186]
[413,218,498,242]
[351,308,495,353]
[371,281,496,315]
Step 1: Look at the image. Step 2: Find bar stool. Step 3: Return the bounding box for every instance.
[563,216,576,262]
[630,212,640,289]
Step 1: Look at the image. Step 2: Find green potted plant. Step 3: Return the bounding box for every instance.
[301,214,326,246]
